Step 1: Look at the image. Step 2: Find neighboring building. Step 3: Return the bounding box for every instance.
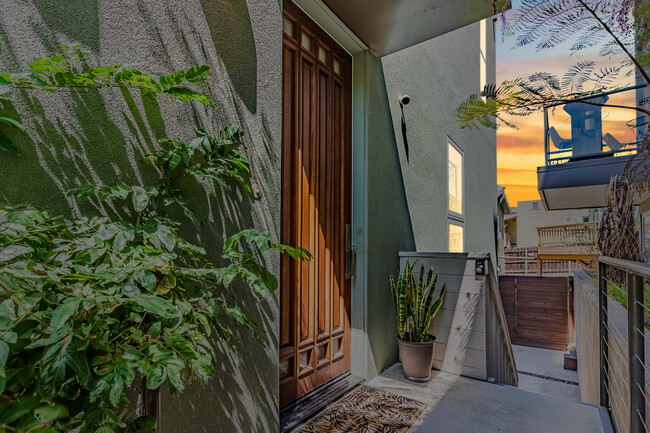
[0,0,502,431]
[497,185,512,269]
[537,85,649,211]
[505,208,518,247]
[515,200,595,248]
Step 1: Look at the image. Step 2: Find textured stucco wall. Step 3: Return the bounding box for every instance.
[0,1,282,432]
[364,52,417,375]
[381,20,498,259]
[361,20,498,377]
[367,20,498,375]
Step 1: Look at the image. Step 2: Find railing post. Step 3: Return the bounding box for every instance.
[598,261,610,410]
[627,272,646,433]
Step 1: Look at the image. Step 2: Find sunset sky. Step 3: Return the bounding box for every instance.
[496,4,635,206]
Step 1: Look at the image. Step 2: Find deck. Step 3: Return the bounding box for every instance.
[537,222,599,261]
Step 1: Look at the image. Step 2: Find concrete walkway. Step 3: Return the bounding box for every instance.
[367,364,613,433]
[513,344,581,401]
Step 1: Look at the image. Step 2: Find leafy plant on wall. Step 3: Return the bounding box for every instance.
[0,46,310,433]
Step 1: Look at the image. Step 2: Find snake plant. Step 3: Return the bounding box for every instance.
[390,260,446,342]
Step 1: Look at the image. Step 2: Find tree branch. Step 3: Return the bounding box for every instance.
[577,0,650,87]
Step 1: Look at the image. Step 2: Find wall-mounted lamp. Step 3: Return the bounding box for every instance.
[398,95,410,161]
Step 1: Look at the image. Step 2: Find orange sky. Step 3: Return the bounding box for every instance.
[496,25,634,207]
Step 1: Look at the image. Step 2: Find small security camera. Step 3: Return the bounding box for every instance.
[399,95,410,105]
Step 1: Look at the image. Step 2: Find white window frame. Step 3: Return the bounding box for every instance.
[447,137,465,252]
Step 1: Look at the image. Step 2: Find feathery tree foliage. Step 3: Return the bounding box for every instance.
[457,0,650,267]
[456,0,650,130]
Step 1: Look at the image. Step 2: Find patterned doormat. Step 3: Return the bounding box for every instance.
[296,384,427,433]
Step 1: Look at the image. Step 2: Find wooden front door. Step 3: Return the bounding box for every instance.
[280,0,352,407]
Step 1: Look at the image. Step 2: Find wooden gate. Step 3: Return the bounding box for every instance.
[499,276,570,351]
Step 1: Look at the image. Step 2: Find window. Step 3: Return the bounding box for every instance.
[448,141,463,215]
[448,138,464,252]
[449,223,464,253]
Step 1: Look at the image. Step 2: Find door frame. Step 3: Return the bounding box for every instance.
[288,0,374,381]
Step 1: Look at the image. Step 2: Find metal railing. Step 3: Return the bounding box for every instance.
[544,84,649,166]
[538,222,599,249]
[598,256,649,433]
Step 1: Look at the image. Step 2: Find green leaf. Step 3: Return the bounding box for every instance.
[50,298,80,329]
[150,322,162,339]
[0,366,5,395]
[0,116,27,133]
[0,341,8,367]
[0,393,40,424]
[67,341,91,386]
[145,364,166,389]
[0,300,16,332]
[109,375,124,406]
[134,270,157,292]
[155,225,176,252]
[133,295,177,318]
[0,245,32,262]
[114,231,127,253]
[34,404,69,422]
[131,186,149,213]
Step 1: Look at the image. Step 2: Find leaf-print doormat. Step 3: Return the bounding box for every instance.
[297,385,427,433]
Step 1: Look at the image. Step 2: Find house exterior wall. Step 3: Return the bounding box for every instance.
[381,19,497,256]
[0,1,282,432]
[505,215,518,247]
[516,200,593,247]
[365,19,498,376]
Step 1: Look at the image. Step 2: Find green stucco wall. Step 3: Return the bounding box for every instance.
[360,20,498,376]
[0,1,282,432]
[381,19,497,258]
[364,53,417,374]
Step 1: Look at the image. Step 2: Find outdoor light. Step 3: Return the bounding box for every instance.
[398,95,411,161]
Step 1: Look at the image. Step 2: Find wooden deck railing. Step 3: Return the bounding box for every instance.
[538,222,598,250]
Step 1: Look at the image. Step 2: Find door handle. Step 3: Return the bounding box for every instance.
[345,224,355,279]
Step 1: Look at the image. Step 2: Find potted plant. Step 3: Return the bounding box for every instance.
[390,260,446,381]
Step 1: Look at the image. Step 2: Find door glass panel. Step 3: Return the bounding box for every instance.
[318,47,327,64]
[332,337,343,357]
[301,33,312,51]
[333,59,341,75]
[449,224,464,253]
[317,343,328,362]
[299,350,312,372]
[449,143,463,215]
[282,17,294,37]
[280,358,293,380]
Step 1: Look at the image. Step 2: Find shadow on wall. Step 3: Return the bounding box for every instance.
[0,1,281,431]
[32,0,100,53]
[199,0,258,114]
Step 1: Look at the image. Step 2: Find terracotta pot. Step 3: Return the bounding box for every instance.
[397,336,436,382]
